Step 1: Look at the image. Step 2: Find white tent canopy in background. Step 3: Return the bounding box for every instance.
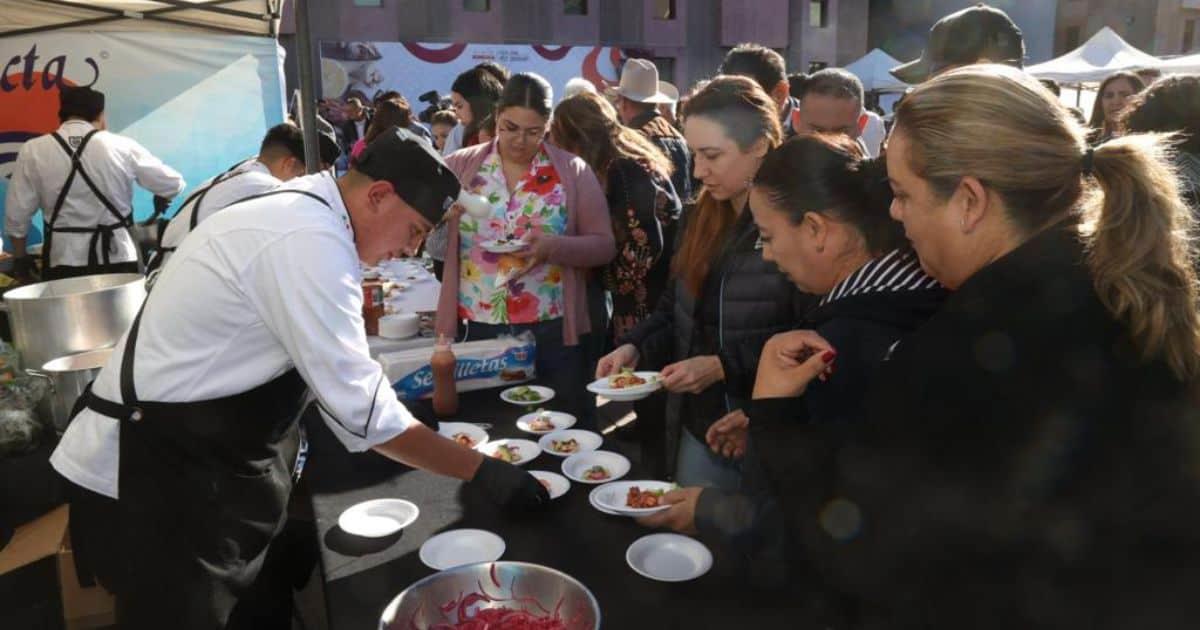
[1159,53,1200,74]
[0,0,281,37]
[844,48,910,92]
[1027,26,1160,83]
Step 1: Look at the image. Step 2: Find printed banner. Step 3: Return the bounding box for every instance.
[0,31,286,250]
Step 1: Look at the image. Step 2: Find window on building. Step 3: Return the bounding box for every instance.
[353,0,382,6]
[652,0,676,20]
[808,60,828,73]
[464,0,490,11]
[1065,26,1081,51]
[652,57,676,86]
[565,0,588,15]
[810,0,829,28]
[1185,19,1198,52]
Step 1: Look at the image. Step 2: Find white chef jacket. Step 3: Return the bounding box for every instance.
[861,110,886,158]
[4,120,185,267]
[157,158,279,259]
[51,171,420,499]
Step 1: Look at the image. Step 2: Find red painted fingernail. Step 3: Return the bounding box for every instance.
[821,351,837,363]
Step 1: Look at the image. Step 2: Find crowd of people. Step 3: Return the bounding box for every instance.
[6,0,1200,625]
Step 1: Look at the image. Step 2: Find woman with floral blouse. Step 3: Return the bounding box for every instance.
[437,73,615,424]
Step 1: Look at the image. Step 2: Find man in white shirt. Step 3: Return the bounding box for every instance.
[55,128,547,627]
[4,86,184,280]
[145,123,307,275]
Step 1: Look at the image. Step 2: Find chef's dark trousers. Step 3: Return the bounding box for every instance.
[44,261,139,281]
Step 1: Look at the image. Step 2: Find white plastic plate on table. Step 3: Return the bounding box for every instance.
[515,410,576,434]
[591,480,676,516]
[529,470,570,500]
[626,533,713,582]
[479,438,540,466]
[419,529,505,570]
[538,429,603,457]
[500,385,554,406]
[562,451,630,484]
[437,422,489,450]
[337,499,419,538]
[480,239,528,254]
[586,372,662,402]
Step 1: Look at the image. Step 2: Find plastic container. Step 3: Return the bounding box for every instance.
[431,335,458,417]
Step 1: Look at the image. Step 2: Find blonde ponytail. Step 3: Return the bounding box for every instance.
[1084,134,1200,380]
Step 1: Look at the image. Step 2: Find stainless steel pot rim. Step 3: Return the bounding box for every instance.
[42,348,115,372]
[4,273,145,301]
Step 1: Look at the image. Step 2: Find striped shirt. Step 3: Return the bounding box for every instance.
[820,249,942,307]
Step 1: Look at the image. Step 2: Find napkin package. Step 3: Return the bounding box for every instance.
[380,332,536,400]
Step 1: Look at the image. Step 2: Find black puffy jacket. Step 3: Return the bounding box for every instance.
[620,207,815,478]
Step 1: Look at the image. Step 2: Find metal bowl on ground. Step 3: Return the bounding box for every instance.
[379,561,600,629]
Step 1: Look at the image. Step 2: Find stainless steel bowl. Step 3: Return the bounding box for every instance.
[379,561,600,629]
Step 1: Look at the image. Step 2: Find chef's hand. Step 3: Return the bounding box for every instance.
[153,195,172,216]
[596,344,639,379]
[509,231,554,280]
[660,355,724,394]
[470,456,550,509]
[753,330,836,399]
[705,409,749,460]
[444,202,466,223]
[636,487,702,535]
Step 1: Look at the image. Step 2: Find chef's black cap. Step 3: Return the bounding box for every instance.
[59,85,105,122]
[890,3,1024,84]
[353,126,461,223]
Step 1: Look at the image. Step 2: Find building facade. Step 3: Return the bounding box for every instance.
[279,0,869,96]
[1055,0,1200,56]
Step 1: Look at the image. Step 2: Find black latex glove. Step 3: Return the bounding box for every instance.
[11,256,35,280]
[470,456,550,509]
[152,195,172,217]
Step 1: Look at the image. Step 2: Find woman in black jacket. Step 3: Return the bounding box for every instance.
[659,65,1200,627]
[595,76,815,487]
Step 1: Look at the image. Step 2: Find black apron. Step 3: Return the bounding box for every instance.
[145,160,249,275]
[42,130,137,278]
[71,189,331,628]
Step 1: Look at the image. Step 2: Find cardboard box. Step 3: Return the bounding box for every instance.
[0,505,115,629]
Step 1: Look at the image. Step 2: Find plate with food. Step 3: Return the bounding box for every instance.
[586,369,662,402]
[480,438,539,466]
[626,533,713,582]
[480,236,528,254]
[500,385,554,406]
[338,498,419,537]
[590,480,677,516]
[562,451,630,485]
[515,409,576,434]
[528,470,570,500]
[418,529,506,571]
[437,422,489,450]
[538,429,603,457]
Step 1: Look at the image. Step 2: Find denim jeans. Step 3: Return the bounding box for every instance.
[460,318,593,430]
[674,429,742,491]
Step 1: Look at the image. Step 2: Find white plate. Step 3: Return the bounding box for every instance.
[437,422,489,450]
[419,529,505,570]
[626,533,713,582]
[529,470,570,500]
[515,409,576,434]
[561,451,630,484]
[591,480,676,516]
[587,485,625,516]
[480,239,528,254]
[586,372,662,402]
[337,498,419,538]
[500,385,555,406]
[538,429,603,457]
[479,438,540,466]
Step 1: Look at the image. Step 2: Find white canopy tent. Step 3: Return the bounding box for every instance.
[844,48,910,93]
[0,0,282,37]
[1158,52,1200,74]
[1026,26,1161,83]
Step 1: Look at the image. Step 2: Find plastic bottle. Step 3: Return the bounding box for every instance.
[431,335,459,417]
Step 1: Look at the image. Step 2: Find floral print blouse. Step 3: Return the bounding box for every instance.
[457,142,568,324]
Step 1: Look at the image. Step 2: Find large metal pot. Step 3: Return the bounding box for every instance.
[28,348,112,433]
[4,273,144,372]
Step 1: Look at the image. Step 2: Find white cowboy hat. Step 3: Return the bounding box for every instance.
[605,58,676,104]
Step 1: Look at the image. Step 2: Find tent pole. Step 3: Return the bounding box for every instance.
[294,0,321,173]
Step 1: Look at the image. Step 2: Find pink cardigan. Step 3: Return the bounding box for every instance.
[436,141,615,346]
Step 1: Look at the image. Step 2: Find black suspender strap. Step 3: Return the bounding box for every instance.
[46,130,135,267]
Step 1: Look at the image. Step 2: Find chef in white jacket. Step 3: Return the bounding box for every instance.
[145,123,307,275]
[4,85,184,280]
[52,127,548,628]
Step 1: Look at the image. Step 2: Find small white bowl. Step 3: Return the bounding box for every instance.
[528,470,570,500]
[479,438,540,466]
[338,498,419,538]
[586,371,662,402]
[626,533,713,582]
[378,312,420,339]
[515,409,576,434]
[480,239,529,254]
[590,480,676,516]
[436,422,489,450]
[500,385,554,406]
[419,529,505,570]
[561,451,630,484]
[538,429,603,457]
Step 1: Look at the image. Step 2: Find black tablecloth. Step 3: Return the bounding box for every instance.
[304,386,797,629]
